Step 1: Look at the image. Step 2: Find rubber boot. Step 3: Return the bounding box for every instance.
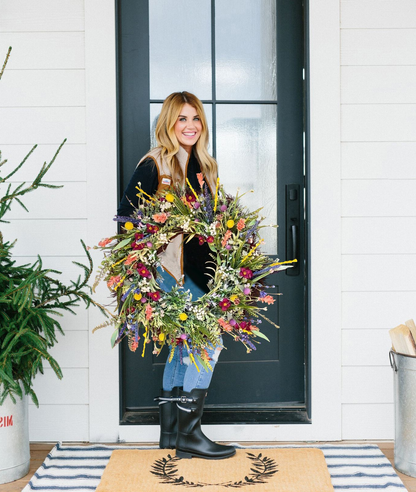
[156,387,179,449]
[176,388,236,460]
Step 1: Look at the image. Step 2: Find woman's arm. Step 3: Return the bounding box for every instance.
[117,158,159,217]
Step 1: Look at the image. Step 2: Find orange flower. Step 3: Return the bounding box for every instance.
[218,318,233,332]
[260,295,275,305]
[196,173,205,189]
[107,275,121,288]
[153,212,168,224]
[237,218,246,231]
[98,238,112,247]
[221,230,232,248]
[124,254,136,265]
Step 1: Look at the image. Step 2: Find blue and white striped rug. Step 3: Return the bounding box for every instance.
[23,443,406,491]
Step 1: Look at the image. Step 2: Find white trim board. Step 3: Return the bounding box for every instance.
[86,0,342,442]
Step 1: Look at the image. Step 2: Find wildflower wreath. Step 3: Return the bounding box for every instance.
[94,173,295,371]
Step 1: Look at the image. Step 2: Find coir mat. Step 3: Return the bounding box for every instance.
[95,448,334,492]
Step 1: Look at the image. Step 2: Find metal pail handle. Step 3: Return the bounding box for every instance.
[389,350,398,372]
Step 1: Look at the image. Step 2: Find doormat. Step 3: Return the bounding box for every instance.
[95,448,333,491]
[23,443,406,491]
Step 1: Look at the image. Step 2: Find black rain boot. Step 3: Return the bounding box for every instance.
[155,387,180,449]
[176,388,236,460]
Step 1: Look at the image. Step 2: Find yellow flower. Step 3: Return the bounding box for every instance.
[166,193,175,203]
[124,221,134,230]
[134,293,142,301]
[226,219,235,228]
[159,333,165,341]
[179,313,188,321]
[230,295,238,302]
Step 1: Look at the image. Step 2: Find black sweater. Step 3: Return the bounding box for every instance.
[117,152,212,292]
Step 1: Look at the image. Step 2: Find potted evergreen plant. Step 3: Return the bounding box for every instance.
[0,48,107,485]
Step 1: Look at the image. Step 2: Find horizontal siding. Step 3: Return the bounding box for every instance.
[342,142,416,179]
[3,182,87,219]
[29,404,89,441]
[341,0,416,29]
[47,331,89,368]
[342,180,416,216]
[342,366,393,404]
[341,29,416,65]
[0,70,86,107]
[342,329,392,366]
[1,144,87,181]
[342,403,394,440]
[342,255,416,291]
[343,292,416,329]
[0,32,85,69]
[342,217,416,254]
[30,368,89,405]
[2,220,87,256]
[0,0,85,32]
[342,104,416,142]
[0,107,86,144]
[341,66,416,104]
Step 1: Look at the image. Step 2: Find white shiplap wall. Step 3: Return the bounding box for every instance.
[340,0,416,439]
[0,0,90,440]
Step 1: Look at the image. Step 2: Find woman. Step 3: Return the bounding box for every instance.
[118,91,235,460]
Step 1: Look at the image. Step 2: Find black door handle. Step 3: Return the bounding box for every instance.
[286,184,300,276]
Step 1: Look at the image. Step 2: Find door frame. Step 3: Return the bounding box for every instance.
[86,0,342,442]
[117,0,308,426]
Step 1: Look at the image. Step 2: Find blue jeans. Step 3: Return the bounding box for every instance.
[158,266,222,392]
[162,339,223,392]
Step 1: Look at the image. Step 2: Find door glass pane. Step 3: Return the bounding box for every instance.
[216,104,277,254]
[216,0,276,101]
[149,0,212,100]
[150,103,213,154]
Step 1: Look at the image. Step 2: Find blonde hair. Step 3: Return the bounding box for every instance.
[154,91,218,186]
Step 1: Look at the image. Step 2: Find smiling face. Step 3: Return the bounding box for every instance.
[174,103,202,153]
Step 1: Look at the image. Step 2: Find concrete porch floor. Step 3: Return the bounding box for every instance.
[1,442,414,491]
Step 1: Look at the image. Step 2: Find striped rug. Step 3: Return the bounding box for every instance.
[23,443,406,491]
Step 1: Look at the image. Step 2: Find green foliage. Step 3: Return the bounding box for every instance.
[0,143,108,406]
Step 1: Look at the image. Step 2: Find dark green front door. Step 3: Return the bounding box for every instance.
[117,0,308,424]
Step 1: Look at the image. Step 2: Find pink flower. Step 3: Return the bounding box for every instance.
[237,218,246,231]
[206,236,214,244]
[198,235,205,245]
[239,267,253,279]
[137,264,151,278]
[146,224,159,234]
[145,304,153,320]
[148,291,161,302]
[131,241,145,251]
[153,212,168,224]
[185,192,196,203]
[219,298,231,311]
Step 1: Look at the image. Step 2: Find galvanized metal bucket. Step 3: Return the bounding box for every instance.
[390,350,416,477]
[0,391,30,484]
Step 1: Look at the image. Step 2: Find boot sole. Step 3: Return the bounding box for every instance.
[176,449,236,460]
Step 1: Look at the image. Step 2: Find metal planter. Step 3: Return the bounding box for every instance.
[390,350,416,477]
[0,391,30,484]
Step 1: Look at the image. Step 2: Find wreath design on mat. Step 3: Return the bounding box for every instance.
[150,452,278,488]
[94,174,295,367]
